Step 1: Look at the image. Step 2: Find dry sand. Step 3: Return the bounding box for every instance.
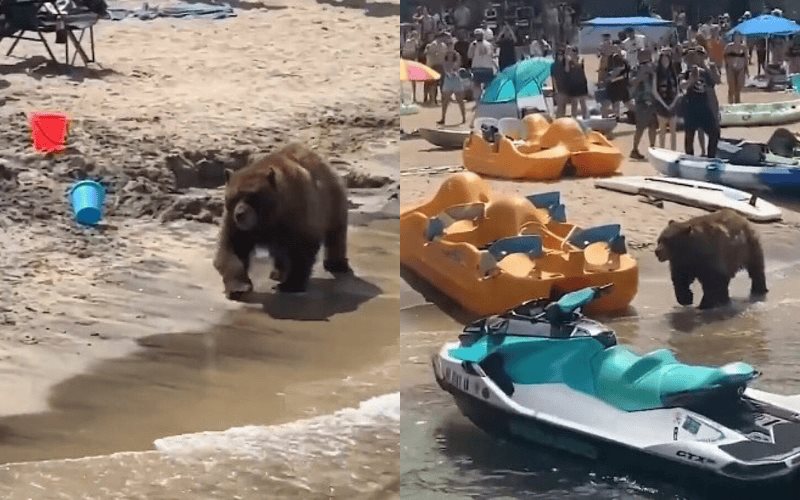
[0,0,399,481]
[401,56,800,250]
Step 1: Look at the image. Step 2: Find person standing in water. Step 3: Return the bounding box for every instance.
[437,37,467,125]
[724,32,748,104]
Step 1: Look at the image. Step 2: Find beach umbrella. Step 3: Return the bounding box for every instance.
[400,59,441,81]
[728,14,800,37]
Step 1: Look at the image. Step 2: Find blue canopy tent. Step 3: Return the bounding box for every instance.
[475,57,553,120]
[727,14,800,37]
[579,16,674,53]
[582,16,673,27]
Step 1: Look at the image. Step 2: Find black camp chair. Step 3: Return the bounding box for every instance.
[767,127,800,158]
[0,0,101,66]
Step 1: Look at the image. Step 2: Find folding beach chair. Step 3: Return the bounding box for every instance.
[0,0,100,66]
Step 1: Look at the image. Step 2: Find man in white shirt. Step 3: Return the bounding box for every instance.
[622,27,647,69]
[468,28,495,100]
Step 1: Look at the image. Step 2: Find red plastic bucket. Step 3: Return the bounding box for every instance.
[30,112,69,153]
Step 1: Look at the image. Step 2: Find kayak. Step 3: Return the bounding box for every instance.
[418,128,470,150]
[647,147,800,193]
[720,99,800,128]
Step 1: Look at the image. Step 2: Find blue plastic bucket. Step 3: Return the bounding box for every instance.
[68,180,105,225]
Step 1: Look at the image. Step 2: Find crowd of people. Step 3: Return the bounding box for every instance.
[402,4,800,159]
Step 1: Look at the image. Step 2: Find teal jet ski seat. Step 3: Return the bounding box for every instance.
[592,346,757,411]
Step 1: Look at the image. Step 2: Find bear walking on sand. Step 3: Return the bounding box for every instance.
[213,143,351,297]
[654,209,768,310]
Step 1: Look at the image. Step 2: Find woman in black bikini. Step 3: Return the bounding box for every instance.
[652,50,680,150]
[724,32,748,104]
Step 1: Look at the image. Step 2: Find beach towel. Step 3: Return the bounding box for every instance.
[107,1,235,21]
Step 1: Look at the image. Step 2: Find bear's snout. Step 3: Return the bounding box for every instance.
[233,202,258,231]
[654,244,668,262]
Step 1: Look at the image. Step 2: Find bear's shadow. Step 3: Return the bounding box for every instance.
[234,274,383,321]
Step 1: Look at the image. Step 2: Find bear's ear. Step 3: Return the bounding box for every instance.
[267,168,277,188]
[667,219,676,225]
[224,168,234,184]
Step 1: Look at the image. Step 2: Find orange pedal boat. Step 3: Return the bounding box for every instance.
[400,172,638,315]
[462,114,624,180]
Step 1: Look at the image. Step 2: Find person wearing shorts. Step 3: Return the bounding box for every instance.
[438,39,467,125]
[468,28,495,101]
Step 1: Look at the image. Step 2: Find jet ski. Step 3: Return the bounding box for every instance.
[432,285,800,487]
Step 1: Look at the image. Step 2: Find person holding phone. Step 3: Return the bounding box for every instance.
[680,48,721,158]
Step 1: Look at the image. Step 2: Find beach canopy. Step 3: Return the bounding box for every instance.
[578,17,674,53]
[728,14,800,37]
[400,59,440,82]
[481,57,553,105]
[581,17,672,27]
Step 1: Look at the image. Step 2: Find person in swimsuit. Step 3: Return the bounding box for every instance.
[724,32,748,104]
[402,30,421,102]
[605,44,633,120]
[564,45,589,119]
[652,50,681,150]
[756,37,767,77]
[438,39,467,125]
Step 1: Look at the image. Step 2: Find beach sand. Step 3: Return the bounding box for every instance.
[0,0,399,497]
[401,56,800,248]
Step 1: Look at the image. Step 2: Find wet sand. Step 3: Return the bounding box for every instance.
[0,218,398,464]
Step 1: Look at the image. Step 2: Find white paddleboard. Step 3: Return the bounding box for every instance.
[594,175,782,222]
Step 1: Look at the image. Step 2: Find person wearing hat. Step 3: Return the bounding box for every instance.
[468,28,495,101]
[622,27,647,69]
[679,46,721,158]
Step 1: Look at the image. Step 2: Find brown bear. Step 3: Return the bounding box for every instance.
[213,143,351,297]
[655,209,768,310]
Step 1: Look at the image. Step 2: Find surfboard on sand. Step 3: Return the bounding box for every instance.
[594,176,782,223]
